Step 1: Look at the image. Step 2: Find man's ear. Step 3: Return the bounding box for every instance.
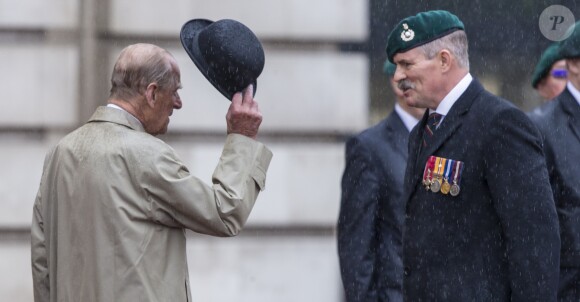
[439,50,452,73]
[145,82,158,107]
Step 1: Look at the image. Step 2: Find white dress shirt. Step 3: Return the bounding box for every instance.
[395,103,421,132]
[430,73,473,127]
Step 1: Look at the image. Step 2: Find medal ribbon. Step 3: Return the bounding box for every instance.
[439,158,447,179]
[444,158,453,181]
[423,156,436,183]
[434,157,442,179]
[451,160,464,185]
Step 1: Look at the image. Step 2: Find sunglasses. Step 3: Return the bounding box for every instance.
[551,69,567,79]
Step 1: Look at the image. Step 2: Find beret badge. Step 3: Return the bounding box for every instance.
[400,23,415,42]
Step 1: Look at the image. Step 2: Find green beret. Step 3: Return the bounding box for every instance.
[559,21,580,59]
[386,10,465,63]
[383,60,396,77]
[531,43,564,88]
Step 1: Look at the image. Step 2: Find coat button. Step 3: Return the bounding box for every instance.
[404,267,410,276]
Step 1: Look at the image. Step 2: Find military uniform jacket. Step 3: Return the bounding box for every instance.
[402,80,560,301]
[31,106,273,302]
[530,87,580,268]
[338,111,408,302]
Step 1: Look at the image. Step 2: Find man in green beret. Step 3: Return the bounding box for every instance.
[386,10,560,301]
[532,43,567,101]
[338,60,423,302]
[530,21,580,301]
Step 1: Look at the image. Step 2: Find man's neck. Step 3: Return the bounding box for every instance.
[429,69,469,110]
[430,73,472,116]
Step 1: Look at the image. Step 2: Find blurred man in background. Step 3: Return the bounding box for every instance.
[338,60,423,302]
[530,21,580,301]
[532,43,567,101]
[31,43,272,302]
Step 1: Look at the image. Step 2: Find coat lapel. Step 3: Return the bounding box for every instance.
[402,111,428,206]
[407,80,484,198]
[560,91,580,142]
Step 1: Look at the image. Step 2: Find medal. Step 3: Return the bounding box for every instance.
[430,178,441,192]
[440,159,453,195]
[450,181,460,196]
[423,156,436,190]
[430,157,443,193]
[450,161,463,197]
[424,169,432,190]
[441,180,451,195]
[432,157,446,193]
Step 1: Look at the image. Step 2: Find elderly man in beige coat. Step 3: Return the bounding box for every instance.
[31,43,272,302]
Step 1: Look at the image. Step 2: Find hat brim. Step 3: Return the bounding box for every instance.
[179,19,258,101]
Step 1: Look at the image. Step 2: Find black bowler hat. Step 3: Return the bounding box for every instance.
[180,19,265,101]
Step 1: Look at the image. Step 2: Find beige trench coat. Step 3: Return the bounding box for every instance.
[31,106,272,302]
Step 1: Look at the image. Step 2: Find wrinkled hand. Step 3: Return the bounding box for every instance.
[226,84,262,139]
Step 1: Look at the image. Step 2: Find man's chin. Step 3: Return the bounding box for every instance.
[403,95,417,107]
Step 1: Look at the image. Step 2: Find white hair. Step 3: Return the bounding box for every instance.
[418,30,470,70]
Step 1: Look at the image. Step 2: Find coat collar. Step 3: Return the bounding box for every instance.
[87,106,146,133]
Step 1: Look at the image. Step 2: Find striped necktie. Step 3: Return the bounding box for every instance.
[423,113,443,147]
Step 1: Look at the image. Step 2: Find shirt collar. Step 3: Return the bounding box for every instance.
[430,73,473,116]
[394,103,420,132]
[566,81,580,107]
